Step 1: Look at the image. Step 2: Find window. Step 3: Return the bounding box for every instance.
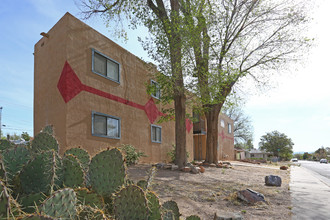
[92,112,120,139]
[151,125,162,143]
[150,80,160,99]
[92,49,120,83]
[220,119,225,128]
[228,123,232,134]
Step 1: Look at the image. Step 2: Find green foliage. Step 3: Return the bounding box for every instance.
[162,200,180,220]
[41,125,54,136]
[0,139,13,151]
[89,148,126,196]
[146,191,161,220]
[19,150,63,194]
[113,185,149,220]
[39,188,77,219]
[121,144,146,166]
[19,192,46,213]
[75,188,104,209]
[31,133,59,153]
[259,131,294,161]
[0,180,10,218]
[62,154,84,188]
[64,147,90,172]
[76,205,108,220]
[20,214,56,220]
[21,132,31,142]
[2,146,31,183]
[303,152,310,160]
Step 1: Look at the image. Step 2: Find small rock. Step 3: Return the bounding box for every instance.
[181,167,191,172]
[155,163,165,169]
[213,212,243,220]
[210,163,217,167]
[194,161,203,166]
[237,189,266,204]
[199,166,205,173]
[171,165,179,170]
[265,175,282,187]
[223,161,231,166]
[164,164,172,169]
[191,166,200,174]
[280,166,288,170]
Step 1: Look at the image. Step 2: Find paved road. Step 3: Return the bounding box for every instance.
[290,161,330,220]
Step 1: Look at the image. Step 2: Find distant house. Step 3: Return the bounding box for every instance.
[245,149,271,160]
[234,148,246,160]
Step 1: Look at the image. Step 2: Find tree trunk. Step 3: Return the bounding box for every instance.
[174,94,186,168]
[205,105,222,164]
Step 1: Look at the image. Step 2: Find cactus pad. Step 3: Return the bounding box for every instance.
[39,188,77,219]
[147,191,161,220]
[137,180,147,190]
[20,214,56,220]
[89,148,126,196]
[19,150,63,194]
[41,125,54,136]
[0,180,10,218]
[2,146,31,182]
[162,200,180,220]
[64,147,90,172]
[76,205,108,220]
[113,185,148,220]
[31,133,58,153]
[0,140,13,151]
[19,192,46,213]
[63,154,84,188]
[75,188,104,209]
[162,210,175,220]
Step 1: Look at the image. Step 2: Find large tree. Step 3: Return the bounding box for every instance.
[80,0,189,168]
[259,130,294,161]
[180,0,310,163]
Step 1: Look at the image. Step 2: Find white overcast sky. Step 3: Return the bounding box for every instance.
[0,0,328,153]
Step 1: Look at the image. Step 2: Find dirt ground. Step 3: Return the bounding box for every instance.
[127,162,292,220]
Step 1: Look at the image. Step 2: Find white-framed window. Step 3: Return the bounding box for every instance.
[92,111,120,139]
[92,49,120,83]
[151,124,162,143]
[228,123,232,134]
[220,119,225,128]
[150,80,160,99]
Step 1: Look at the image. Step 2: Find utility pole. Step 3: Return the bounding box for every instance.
[0,107,2,138]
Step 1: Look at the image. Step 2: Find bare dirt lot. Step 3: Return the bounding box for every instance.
[128,162,292,220]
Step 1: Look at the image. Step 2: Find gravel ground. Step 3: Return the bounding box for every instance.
[128,162,292,220]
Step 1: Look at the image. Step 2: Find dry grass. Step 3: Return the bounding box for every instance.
[128,163,292,220]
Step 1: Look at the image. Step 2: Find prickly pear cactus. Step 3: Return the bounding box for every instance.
[63,154,84,188]
[41,125,54,135]
[89,148,126,196]
[186,215,201,220]
[113,185,149,220]
[0,158,7,182]
[137,180,147,190]
[19,192,46,213]
[64,147,90,172]
[2,146,30,182]
[0,180,10,218]
[19,150,63,194]
[162,210,175,220]
[20,214,56,220]
[75,188,104,209]
[39,188,77,219]
[0,140,13,151]
[162,201,180,220]
[147,191,161,220]
[76,205,108,220]
[31,132,58,153]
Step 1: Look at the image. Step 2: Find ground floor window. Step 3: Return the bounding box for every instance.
[92,111,120,139]
[151,124,162,143]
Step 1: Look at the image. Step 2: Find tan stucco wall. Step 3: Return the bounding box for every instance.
[34,13,193,163]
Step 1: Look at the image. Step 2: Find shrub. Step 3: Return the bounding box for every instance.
[121,144,146,166]
[167,145,189,163]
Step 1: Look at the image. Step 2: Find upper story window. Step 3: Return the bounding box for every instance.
[151,124,162,143]
[228,123,232,134]
[151,80,161,99]
[92,49,120,83]
[92,111,120,139]
[220,119,225,128]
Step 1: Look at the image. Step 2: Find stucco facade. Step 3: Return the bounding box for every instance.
[34,13,193,163]
[193,113,235,161]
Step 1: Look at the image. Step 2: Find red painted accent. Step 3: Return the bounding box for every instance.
[57,61,83,103]
[58,61,193,132]
[186,119,193,133]
[219,130,234,141]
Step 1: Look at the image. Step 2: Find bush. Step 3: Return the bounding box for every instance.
[121,144,146,166]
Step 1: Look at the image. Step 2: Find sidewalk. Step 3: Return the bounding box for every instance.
[290,166,330,220]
